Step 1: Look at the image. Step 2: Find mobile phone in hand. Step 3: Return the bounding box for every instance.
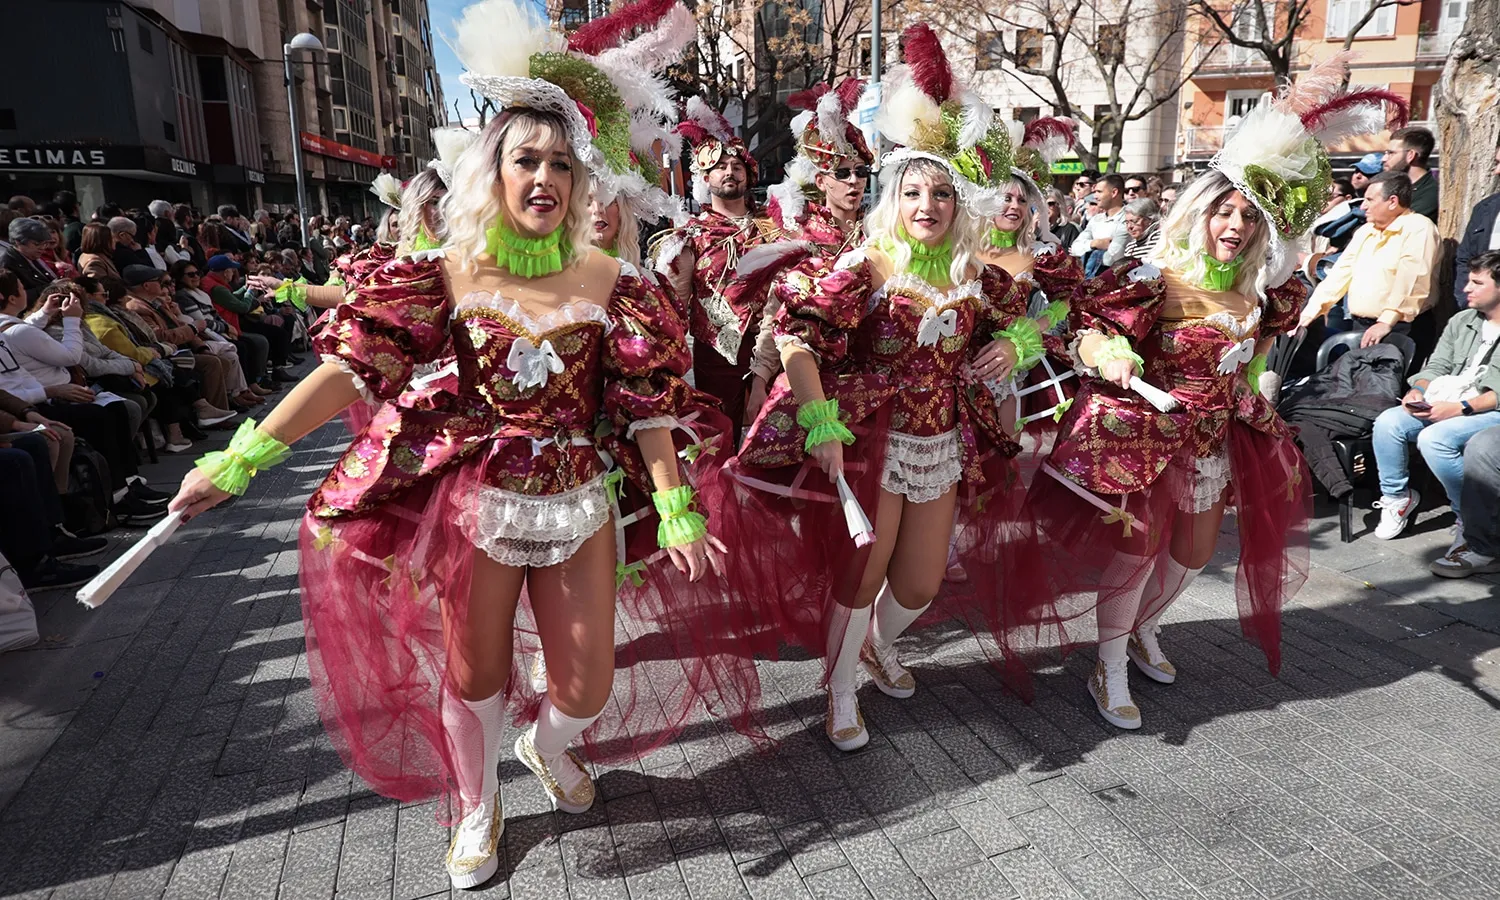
[1404,399,1432,412]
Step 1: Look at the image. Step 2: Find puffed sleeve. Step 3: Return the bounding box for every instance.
[314,254,450,402]
[603,262,697,436]
[1069,258,1167,344]
[771,249,874,366]
[1260,275,1308,337]
[976,264,1028,340]
[1032,245,1084,305]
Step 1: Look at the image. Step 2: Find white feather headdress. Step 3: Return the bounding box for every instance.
[368,172,403,210]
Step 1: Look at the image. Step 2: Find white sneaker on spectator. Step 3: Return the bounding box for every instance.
[1431,544,1500,578]
[163,440,193,454]
[1373,489,1420,540]
[1448,519,1465,556]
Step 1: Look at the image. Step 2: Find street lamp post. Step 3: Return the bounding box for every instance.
[284,32,325,249]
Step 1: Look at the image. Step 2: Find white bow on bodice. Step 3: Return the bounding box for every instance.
[916,306,960,347]
[1217,337,1257,375]
[507,337,565,391]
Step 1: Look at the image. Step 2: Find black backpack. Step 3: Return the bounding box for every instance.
[63,439,115,536]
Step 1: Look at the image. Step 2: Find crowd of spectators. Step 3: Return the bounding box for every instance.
[0,190,361,593]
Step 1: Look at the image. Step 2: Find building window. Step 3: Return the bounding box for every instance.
[1325,0,1396,38]
[1015,28,1043,68]
[1092,106,1120,145]
[976,32,1005,70]
[1439,0,1470,33]
[857,33,872,76]
[1226,89,1266,120]
[164,120,176,141]
[138,23,154,53]
[324,27,339,51]
[1013,107,1039,125]
[333,108,348,130]
[1097,24,1124,65]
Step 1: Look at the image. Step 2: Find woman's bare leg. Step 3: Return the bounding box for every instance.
[864,485,958,698]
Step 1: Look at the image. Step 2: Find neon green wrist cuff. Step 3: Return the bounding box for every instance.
[797,399,854,452]
[995,318,1044,369]
[274,279,308,313]
[1041,300,1070,331]
[653,485,708,549]
[194,419,291,495]
[1093,335,1144,375]
[1246,353,1268,386]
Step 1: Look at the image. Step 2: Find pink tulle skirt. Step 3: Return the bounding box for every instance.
[298,437,764,824]
[1022,419,1311,675]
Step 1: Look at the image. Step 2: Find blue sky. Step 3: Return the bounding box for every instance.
[428,0,546,124]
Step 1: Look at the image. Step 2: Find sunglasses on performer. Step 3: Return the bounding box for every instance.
[831,165,871,181]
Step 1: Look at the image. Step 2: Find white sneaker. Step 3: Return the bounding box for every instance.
[446,793,502,889]
[1430,543,1500,579]
[859,639,916,699]
[1127,624,1177,684]
[1088,658,1141,730]
[529,654,548,693]
[163,440,194,454]
[1373,489,1420,540]
[825,686,869,751]
[514,732,595,814]
[1448,520,1465,556]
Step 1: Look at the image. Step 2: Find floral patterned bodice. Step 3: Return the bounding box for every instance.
[310,253,698,517]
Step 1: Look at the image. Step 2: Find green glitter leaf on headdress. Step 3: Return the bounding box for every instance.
[1240,145,1332,237]
[529,52,632,176]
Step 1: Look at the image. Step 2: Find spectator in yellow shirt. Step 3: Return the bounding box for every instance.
[1299,172,1439,348]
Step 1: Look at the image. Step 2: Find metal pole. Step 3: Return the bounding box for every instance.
[286,44,312,249]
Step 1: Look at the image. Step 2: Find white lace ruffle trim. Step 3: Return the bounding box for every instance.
[882,429,963,504]
[626,415,680,439]
[454,291,612,335]
[1180,445,1232,514]
[460,475,611,568]
[323,354,376,404]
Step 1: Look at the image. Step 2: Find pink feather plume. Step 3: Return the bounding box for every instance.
[833,77,865,116]
[567,0,679,55]
[902,24,953,102]
[1300,89,1410,136]
[1022,117,1076,152]
[787,84,830,112]
[674,119,713,147]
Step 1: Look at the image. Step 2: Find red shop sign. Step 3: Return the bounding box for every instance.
[299,132,394,170]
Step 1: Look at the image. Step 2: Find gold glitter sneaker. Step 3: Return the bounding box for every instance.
[1088,658,1141,730]
[1127,625,1176,684]
[860,639,916,699]
[446,793,502,889]
[514,732,595,814]
[529,654,548,693]
[825,686,869,751]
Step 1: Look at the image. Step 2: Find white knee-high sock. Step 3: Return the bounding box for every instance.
[445,691,504,805]
[1096,552,1153,662]
[1140,557,1203,629]
[871,582,929,652]
[531,697,602,759]
[829,604,873,691]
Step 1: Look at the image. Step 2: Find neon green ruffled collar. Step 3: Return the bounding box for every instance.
[1201,253,1243,292]
[485,219,566,278]
[988,227,1018,249]
[879,227,953,286]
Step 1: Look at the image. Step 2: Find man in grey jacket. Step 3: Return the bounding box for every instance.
[1372,249,1500,543]
[1437,426,1500,576]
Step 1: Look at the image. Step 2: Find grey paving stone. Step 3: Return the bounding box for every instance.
[736,852,812,899]
[990,847,1083,899]
[894,827,984,877]
[676,844,748,900]
[802,866,873,900]
[921,859,1019,899]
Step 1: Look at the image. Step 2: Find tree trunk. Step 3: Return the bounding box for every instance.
[1435,0,1500,241]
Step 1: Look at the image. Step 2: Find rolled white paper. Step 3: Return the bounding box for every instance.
[834,473,876,548]
[76,510,186,608]
[1129,377,1180,412]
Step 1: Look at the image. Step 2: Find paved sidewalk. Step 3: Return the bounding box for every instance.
[3,416,1500,900]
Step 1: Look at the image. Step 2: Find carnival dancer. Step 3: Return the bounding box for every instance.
[979,117,1085,435]
[742,76,876,419]
[168,0,754,889]
[1028,55,1405,729]
[653,99,775,429]
[707,25,1048,751]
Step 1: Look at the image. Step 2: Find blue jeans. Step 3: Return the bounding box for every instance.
[1372,406,1500,515]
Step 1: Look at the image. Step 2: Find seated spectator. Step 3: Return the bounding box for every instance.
[136,216,171,270]
[84,277,202,453]
[170,260,270,397]
[1304,178,1364,285]
[1350,153,1382,196]
[1,217,58,302]
[39,219,79,280]
[0,430,103,590]
[1298,172,1438,347]
[35,279,156,438]
[150,271,260,410]
[1119,199,1160,261]
[0,383,72,495]
[1383,126,1439,222]
[1434,425,1500,576]
[1159,183,1180,215]
[120,265,236,425]
[58,191,84,255]
[1369,249,1500,542]
[202,255,295,385]
[1045,187,1079,250]
[154,216,191,269]
[76,223,121,282]
[147,199,173,219]
[1453,145,1500,311]
[0,275,168,520]
[8,195,36,215]
[108,217,150,272]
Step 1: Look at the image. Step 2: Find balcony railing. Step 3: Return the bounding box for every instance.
[1417,31,1461,60]
[1182,125,1226,156]
[1192,40,1279,73]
